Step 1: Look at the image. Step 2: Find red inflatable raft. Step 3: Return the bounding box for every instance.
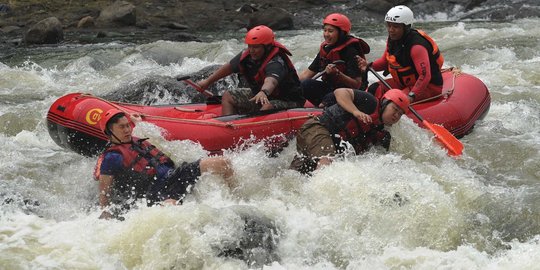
[46,69,490,156]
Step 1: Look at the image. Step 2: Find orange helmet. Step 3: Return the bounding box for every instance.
[245,25,275,45]
[382,89,410,113]
[98,108,125,135]
[323,13,351,34]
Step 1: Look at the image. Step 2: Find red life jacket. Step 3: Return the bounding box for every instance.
[385,29,444,88]
[319,36,370,82]
[336,104,390,154]
[93,137,174,181]
[238,41,295,97]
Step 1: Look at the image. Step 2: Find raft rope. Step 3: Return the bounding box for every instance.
[81,93,316,129]
[410,67,461,105]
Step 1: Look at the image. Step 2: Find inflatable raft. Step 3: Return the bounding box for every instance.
[46,69,490,156]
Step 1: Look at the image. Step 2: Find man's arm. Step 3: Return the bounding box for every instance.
[409,44,432,97]
[196,62,234,90]
[371,45,389,71]
[98,174,114,219]
[334,88,372,124]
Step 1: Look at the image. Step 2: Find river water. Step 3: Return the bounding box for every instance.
[1,17,539,269]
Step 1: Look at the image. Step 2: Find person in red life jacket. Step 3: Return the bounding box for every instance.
[298,13,371,107]
[196,25,305,115]
[290,88,409,175]
[359,5,444,103]
[94,109,234,219]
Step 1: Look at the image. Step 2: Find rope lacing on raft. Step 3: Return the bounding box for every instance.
[410,66,461,105]
[80,94,316,129]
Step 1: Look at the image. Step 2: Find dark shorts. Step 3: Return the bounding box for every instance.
[229,88,302,114]
[165,160,201,200]
[290,118,336,174]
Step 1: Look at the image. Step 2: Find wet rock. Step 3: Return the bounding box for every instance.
[173,32,200,42]
[219,205,280,267]
[1,25,19,33]
[247,7,294,30]
[101,64,238,105]
[163,22,189,30]
[96,1,136,27]
[77,16,95,28]
[24,16,63,44]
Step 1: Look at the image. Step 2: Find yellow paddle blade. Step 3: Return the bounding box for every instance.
[422,120,464,156]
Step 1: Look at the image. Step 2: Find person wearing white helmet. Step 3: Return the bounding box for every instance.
[358,5,444,103]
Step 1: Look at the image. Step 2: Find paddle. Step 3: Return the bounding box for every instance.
[368,67,463,156]
[312,60,346,80]
[177,76,215,98]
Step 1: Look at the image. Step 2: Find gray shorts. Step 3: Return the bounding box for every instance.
[229,88,301,114]
[165,160,201,200]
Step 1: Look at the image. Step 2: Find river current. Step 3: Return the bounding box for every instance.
[1,17,539,269]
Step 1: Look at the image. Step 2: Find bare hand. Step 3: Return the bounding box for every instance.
[195,79,208,90]
[99,210,113,220]
[249,91,270,105]
[325,64,339,76]
[356,56,368,72]
[129,113,143,123]
[353,110,372,124]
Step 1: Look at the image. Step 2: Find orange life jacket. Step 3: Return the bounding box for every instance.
[385,29,444,88]
[238,41,296,97]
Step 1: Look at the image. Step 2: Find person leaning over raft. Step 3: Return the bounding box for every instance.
[298,13,370,107]
[290,88,410,175]
[94,109,234,219]
[196,25,305,115]
[358,5,444,103]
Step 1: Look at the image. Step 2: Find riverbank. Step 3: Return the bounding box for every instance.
[1,0,538,46]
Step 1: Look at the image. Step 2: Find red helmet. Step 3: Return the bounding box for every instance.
[323,13,351,34]
[98,108,125,135]
[383,89,410,113]
[245,25,275,45]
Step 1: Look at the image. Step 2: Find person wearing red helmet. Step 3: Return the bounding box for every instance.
[358,5,444,102]
[93,109,234,219]
[298,13,371,107]
[196,25,304,115]
[290,88,409,175]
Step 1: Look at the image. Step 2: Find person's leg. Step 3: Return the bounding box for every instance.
[164,157,234,203]
[200,157,235,187]
[221,91,236,115]
[225,88,260,114]
[301,79,330,107]
[290,119,336,174]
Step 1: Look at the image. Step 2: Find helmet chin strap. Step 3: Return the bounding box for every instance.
[380,99,390,122]
[404,24,412,35]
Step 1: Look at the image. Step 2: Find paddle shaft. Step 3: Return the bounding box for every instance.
[312,60,346,80]
[368,67,463,156]
[313,70,325,80]
[368,67,392,89]
[177,76,214,97]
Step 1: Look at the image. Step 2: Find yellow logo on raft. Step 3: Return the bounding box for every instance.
[86,108,103,125]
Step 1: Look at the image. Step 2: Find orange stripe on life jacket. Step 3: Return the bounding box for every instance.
[385,29,444,88]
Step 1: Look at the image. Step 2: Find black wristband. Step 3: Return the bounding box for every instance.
[261,89,271,96]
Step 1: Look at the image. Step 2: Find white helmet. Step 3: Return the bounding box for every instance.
[385,5,414,26]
